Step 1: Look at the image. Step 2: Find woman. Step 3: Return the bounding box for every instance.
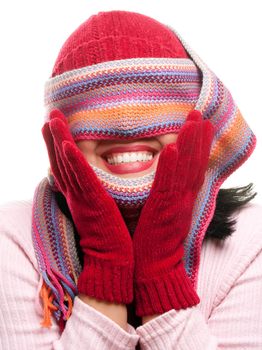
[0,10,261,349]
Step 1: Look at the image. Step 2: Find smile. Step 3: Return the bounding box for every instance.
[101,145,158,174]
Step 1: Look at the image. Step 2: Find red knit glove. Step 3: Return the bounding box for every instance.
[133,110,214,316]
[42,110,134,304]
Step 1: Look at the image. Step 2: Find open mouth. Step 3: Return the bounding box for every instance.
[101,145,158,174]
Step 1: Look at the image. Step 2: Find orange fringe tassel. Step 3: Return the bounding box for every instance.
[39,281,73,328]
[65,290,73,320]
[40,282,58,328]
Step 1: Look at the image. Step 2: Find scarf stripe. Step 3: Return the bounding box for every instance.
[44,59,201,140]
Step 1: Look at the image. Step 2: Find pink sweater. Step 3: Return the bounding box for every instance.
[0,200,262,349]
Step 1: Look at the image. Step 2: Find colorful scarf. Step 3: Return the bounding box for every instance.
[32,29,256,329]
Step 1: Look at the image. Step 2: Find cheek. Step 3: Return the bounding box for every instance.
[76,140,98,162]
[157,133,178,147]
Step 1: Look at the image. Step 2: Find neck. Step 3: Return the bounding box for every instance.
[119,205,143,236]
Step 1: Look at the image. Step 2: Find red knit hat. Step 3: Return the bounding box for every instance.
[52,10,189,77]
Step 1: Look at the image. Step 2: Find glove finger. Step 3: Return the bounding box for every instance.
[175,109,203,156]
[185,109,203,123]
[48,119,77,193]
[174,121,199,191]
[193,120,214,189]
[53,139,73,193]
[49,117,77,185]
[49,109,67,123]
[189,121,204,188]
[150,143,178,194]
[63,141,108,200]
[49,117,75,147]
[174,110,209,191]
[42,122,66,192]
[59,141,84,194]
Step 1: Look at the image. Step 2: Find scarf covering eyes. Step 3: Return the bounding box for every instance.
[32,28,256,329]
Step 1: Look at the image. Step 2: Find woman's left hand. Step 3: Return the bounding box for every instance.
[132,110,214,317]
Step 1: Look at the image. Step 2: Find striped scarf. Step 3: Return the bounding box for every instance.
[32,28,256,330]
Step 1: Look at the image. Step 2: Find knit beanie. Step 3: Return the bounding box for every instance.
[51,10,189,76]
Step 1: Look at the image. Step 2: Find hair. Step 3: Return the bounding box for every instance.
[203,183,257,241]
[55,183,257,246]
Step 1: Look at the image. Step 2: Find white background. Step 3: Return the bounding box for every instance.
[0,0,261,205]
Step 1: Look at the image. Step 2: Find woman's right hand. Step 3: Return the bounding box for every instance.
[42,109,134,305]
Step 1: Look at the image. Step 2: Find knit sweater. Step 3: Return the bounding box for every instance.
[0,199,262,349]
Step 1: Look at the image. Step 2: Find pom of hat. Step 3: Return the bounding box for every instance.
[52,10,189,77]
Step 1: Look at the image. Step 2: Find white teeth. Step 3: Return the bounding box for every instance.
[137,153,143,161]
[117,154,122,163]
[130,153,136,162]
[106,152,154,165]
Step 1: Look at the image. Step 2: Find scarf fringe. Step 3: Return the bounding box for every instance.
[40,279,73,328]
[32,178,81,329]
[40,281,58,328]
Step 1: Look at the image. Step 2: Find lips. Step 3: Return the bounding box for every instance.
[101,145,158,158]
[101,145,158,175]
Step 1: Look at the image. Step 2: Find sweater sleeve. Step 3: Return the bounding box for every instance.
[53,297,139,349]
[135,244,262,349]
[0,204,139,350]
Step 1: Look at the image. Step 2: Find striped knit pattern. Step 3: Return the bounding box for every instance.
[167,26,256,285]
[32,178,82,324]
[32,31,256,328]
[90,164,155,208]
[44,58,202,140]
